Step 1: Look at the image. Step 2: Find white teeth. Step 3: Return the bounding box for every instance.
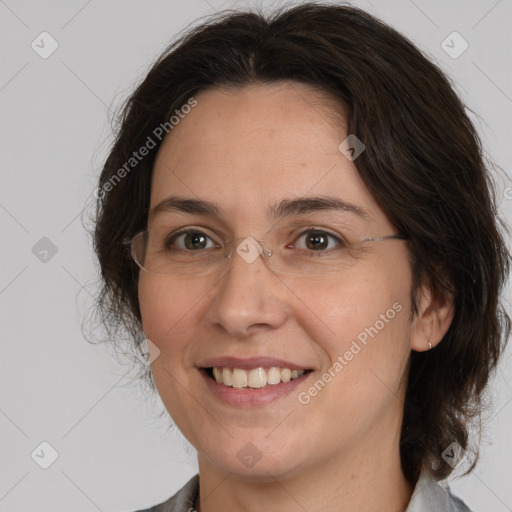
[266,367,282,385]
[231,368,248,388]
[213,367,222,383]
[281,368,292,382]
[209,366,306,388]
[222,367,232,386]
[248,368,267,388]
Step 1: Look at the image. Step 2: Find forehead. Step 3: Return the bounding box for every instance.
[150,82,387,229]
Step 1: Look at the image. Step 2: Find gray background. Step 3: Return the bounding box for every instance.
[1,0,511,510]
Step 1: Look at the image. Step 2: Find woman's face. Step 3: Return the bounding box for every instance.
[138,82,417,479]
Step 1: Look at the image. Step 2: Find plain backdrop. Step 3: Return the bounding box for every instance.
[1,0,511,511]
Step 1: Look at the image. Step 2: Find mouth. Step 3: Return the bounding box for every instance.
[203,366,314,389]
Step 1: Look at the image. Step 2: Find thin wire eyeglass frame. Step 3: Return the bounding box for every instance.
[125,228,409,277]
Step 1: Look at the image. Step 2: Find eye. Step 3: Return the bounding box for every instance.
[166,229,218,251]
[292,229,345,251]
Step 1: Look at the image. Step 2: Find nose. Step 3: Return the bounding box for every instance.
[206,244,289,338]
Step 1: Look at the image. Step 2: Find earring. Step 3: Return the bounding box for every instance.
[426,336,433,350]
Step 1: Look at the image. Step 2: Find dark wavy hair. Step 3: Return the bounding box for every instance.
[92,2,511,485]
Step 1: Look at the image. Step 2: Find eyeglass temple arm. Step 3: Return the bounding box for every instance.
[361,234,409,242]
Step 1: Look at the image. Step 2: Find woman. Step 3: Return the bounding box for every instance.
[93,3,511,511]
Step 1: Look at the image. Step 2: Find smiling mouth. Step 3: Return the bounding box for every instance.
[204,366,313,389]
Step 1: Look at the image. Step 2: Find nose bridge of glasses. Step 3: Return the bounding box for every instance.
[225,235,274,269]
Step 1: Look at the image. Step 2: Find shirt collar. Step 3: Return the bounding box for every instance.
[405,471,454,511]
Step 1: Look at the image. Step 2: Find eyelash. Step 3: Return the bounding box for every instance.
[165,226,346,252]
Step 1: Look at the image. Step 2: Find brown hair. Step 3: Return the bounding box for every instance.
[93,2,511,485]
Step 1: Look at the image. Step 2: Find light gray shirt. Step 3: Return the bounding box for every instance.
[135,471,473,512]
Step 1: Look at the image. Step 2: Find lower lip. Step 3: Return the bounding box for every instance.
[199,368,311,407]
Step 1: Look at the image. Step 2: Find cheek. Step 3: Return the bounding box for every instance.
[137,276,207,425]
[139,275,201,333]
[300,274,412,430]
[306,264,412,375]
[137,275,209,363]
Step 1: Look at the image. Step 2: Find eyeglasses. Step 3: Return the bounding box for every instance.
[125,223,408,278]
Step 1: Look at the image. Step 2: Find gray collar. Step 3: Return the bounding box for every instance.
[405,471,472,512]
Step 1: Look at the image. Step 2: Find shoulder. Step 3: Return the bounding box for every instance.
[449,493,473,512]
[133,474,199,512]
[406,471,473,512]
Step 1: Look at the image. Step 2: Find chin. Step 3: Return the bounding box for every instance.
[197,434,314,481]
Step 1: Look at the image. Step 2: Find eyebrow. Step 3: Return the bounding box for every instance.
[149,195,372,222]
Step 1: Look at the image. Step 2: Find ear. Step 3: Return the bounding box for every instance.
[410,282,454,352]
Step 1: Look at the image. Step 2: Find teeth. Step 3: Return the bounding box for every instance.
[266,367,281,385]
[209,366,306,388]
[248,368,267,388]
[213,367,222,383]
[232,368,248,388]
[281,368,291,382]
[222,367,232,386]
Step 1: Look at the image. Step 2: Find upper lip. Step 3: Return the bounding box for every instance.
[197,356,312,371]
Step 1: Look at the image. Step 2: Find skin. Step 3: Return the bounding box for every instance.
[138,81,454,512]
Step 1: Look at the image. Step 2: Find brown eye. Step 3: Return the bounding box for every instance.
[166,230,216,251]
[293,229,343,252]
[305,232,329,250]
